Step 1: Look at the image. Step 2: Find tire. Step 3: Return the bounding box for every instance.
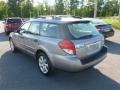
[5,31,9,35]
[9,39,17,52]
[37,52,53,75]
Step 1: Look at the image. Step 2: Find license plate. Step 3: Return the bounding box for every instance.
[103,29,111,32]
[87,41,101,55]
[103,26,111,32]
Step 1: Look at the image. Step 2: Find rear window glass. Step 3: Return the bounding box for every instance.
[7,19,22,23]
[67,22,99,39]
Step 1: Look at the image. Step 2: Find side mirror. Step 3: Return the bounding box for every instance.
[15,29,23,35]
[2,21,5,24]
[14,29,20,33]
[17,29,26,35]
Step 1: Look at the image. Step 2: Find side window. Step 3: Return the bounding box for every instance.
[20,22,31,33]
[39,23,49,36]
[40,23,60,38]
[28,22,40,35]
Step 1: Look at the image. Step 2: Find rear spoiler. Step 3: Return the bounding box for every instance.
[66,20,90,24]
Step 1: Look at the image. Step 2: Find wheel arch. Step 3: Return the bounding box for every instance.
[35,49,46,59]
[9,37,12,40]
[35,48,54,66]
[35,48,51,60]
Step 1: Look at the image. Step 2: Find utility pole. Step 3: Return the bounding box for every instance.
[73,0,79,16]
[37,2,40,16]
[119,0,120,20]
[29,1,31,18]
[94,0,97,18]
[38,7,39,16]
[5,0,8,17]
[6,4,8,17]
[73,5,76,16]
[21,2,22,17]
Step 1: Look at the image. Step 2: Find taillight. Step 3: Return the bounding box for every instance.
[6,24,11,27]
[96,26,102,30]
[58,40,76,55]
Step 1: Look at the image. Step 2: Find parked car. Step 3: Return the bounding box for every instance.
[4,17,23,35]
[82,18,114,38]
[9,16,107,75]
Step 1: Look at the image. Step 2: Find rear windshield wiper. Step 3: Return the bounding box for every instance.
[78,34,93,39]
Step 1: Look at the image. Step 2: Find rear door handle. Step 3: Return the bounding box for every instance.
[20,36,24,39]
[33,39,38,42]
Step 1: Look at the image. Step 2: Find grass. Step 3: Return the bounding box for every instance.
[101,16,120,32]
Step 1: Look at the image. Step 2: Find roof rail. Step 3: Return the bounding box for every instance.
[37,15,61,20]
[36,15,81,20]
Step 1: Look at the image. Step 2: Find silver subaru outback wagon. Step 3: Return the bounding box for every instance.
[9,16,107,75]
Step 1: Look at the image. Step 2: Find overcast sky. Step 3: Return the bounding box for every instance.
[0,0,55,5]
[33,0,55,6]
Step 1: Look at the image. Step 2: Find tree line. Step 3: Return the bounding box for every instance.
[0,0,120,19]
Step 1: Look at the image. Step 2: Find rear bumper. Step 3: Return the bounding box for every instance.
[5,26,20,33]
[5,28,16,33]
[51,46,107,72]
[100,30,114,38]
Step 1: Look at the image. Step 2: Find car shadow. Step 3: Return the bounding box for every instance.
[105,40,120,55]
[0,51,120,90]
[0,32,8,42]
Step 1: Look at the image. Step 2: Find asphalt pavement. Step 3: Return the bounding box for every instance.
[0,21,120,90]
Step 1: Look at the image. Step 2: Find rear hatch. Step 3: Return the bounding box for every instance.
[95,24,113,32]
[73,35,102,59]
[7,19,22,30]
[66,21,104,59]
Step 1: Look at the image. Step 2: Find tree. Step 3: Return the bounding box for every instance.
[35,4,45,16]
[0,0,120,19]
[100,0,118,16]
[0,1,8,19]
[69,0,79,15]
[21,0,33,18]
[55,0,64,14]
[118,0,120,19]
